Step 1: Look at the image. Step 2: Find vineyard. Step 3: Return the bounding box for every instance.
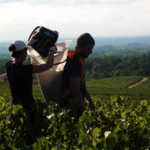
[0,76,150,149]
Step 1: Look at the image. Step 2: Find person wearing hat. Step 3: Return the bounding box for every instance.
[5,40,57,123]
[61,33,95,117]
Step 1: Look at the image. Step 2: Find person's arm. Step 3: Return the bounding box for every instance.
[85,85,95,111]
[31,31,59,74]
[32,50,54,74]
[70,77,86,113]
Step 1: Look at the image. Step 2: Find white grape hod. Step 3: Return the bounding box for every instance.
[28,40,72,105]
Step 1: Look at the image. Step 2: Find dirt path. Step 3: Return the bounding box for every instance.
[128,78,148,88]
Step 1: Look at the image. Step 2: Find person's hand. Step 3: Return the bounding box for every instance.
[88,99,95,112]
[49,30,59,53]
[49,45,57,53]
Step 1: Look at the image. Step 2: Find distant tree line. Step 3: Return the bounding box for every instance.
[0,53,11,61]
[85,54,150,79]
[91,45,150,57]
[1,49,150,80]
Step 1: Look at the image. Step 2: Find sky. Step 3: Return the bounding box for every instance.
[0,0,150,41]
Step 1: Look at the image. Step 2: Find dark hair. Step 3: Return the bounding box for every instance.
[76,33,95,48]
[8,43,27,58]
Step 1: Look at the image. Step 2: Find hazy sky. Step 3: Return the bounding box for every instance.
[0,0,150,41]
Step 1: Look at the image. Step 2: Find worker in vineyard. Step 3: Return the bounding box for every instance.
[5,38,58,123]
[61,33,95,117]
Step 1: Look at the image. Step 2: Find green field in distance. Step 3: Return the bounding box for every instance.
[0,76,150,101]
